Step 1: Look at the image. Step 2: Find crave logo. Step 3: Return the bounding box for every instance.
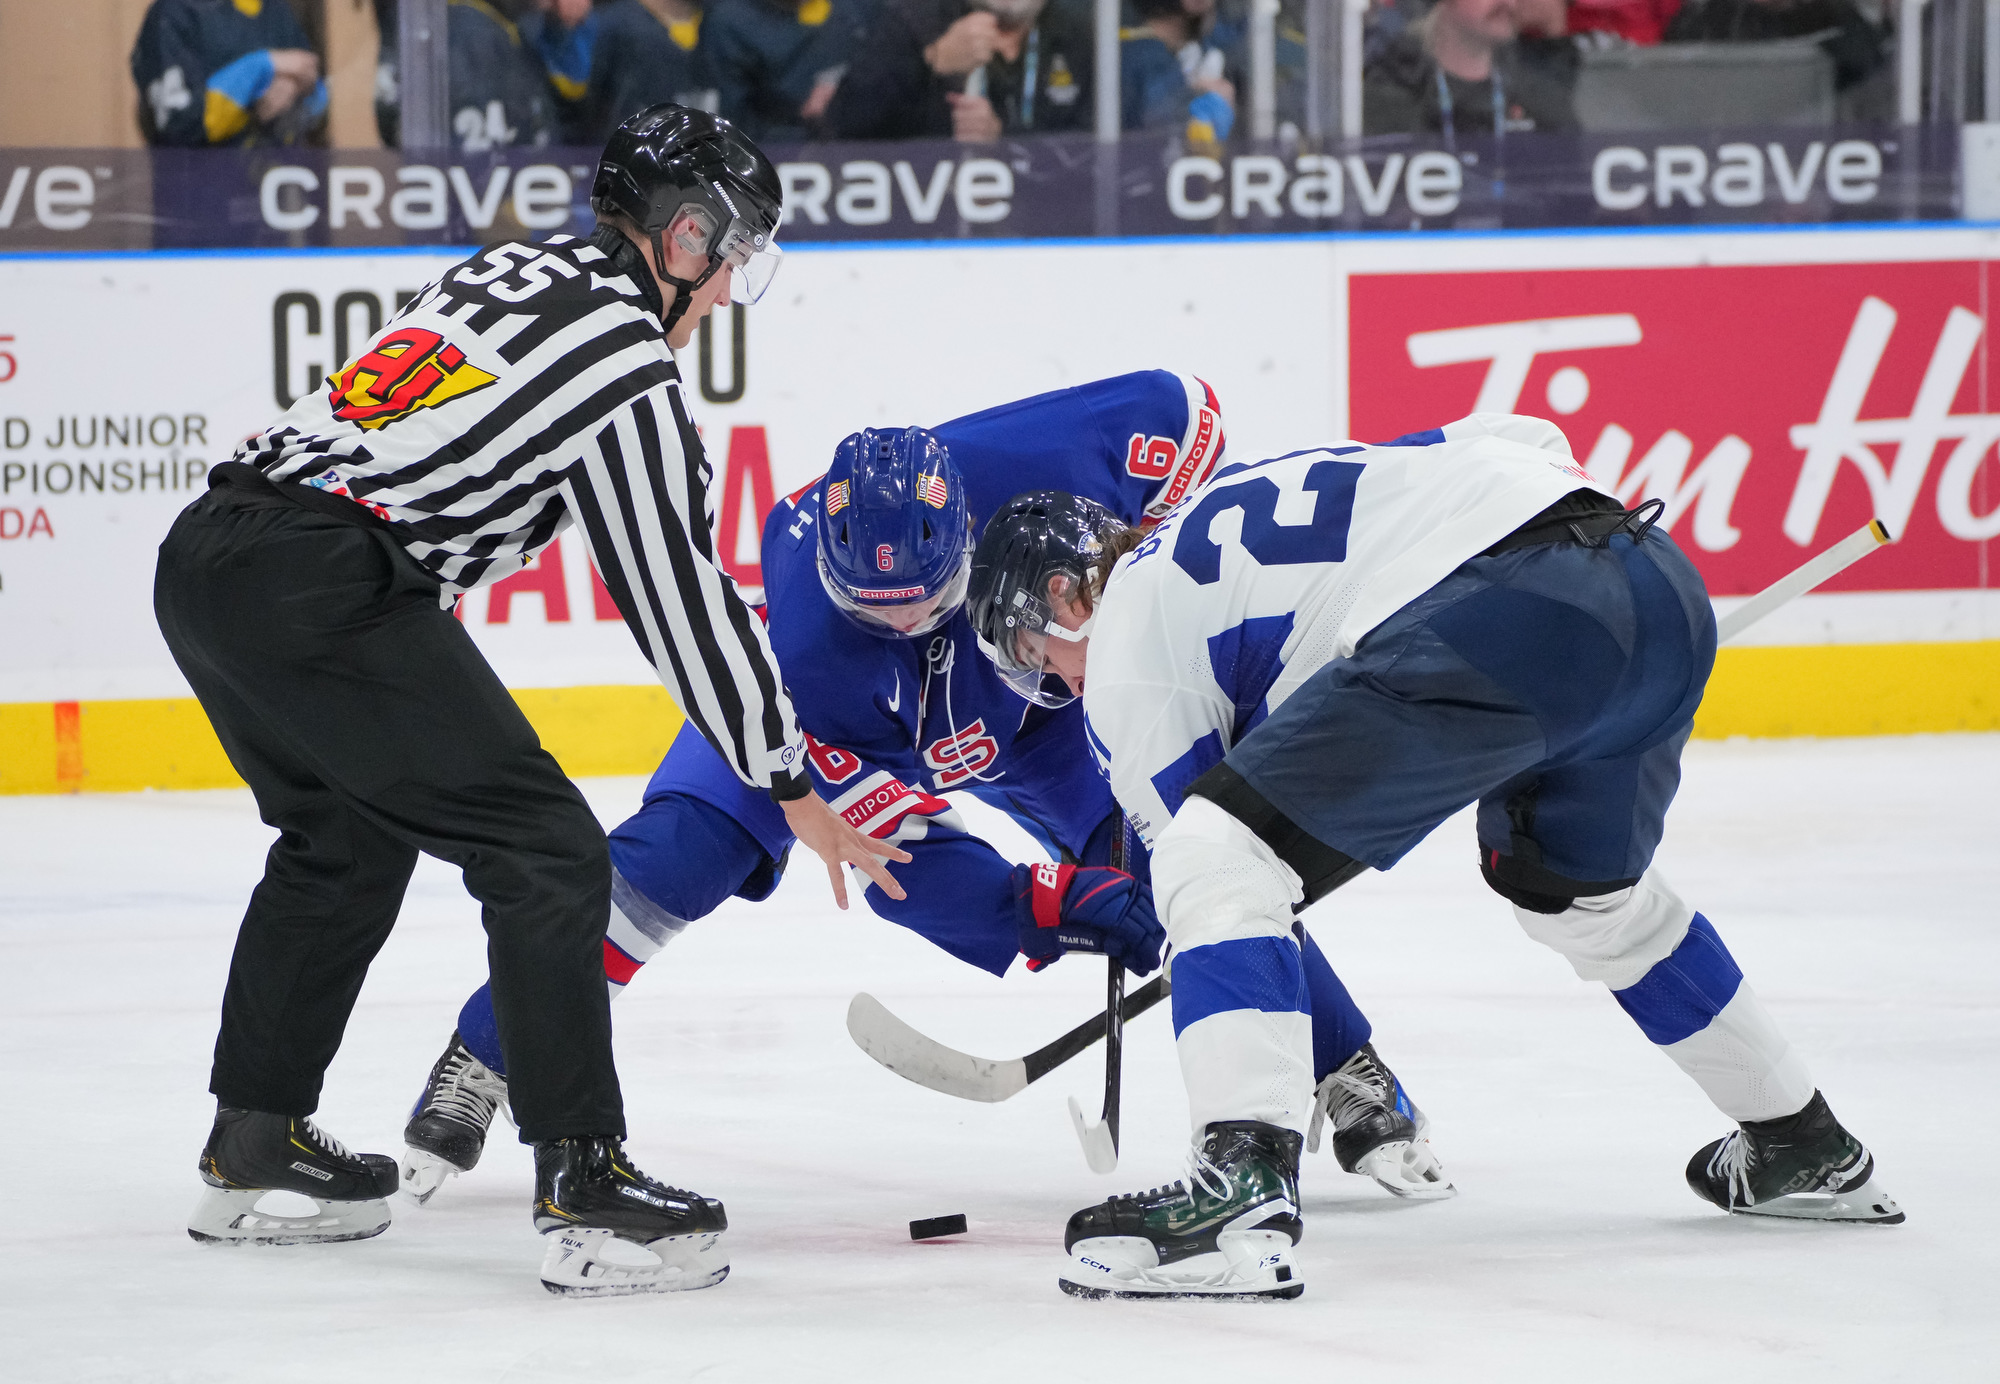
[328,327,496,430]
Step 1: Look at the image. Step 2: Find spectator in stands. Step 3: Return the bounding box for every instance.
[824,0,1096,141]
[375,0,559,149]
[1664,0,1885,91]
[1363,0,1578,135]
[559,0,720,145]
[1123,0,1237,143]
[1565,0,1680,43]
[706,0,870,141]
[524,0,598,141]
[1514,0,1626,92]
[131,0,328,147]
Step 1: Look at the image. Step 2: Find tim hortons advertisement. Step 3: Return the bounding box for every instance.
[1348,259,1999,603]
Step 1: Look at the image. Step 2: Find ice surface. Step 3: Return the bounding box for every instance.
[2,736,1995,1382]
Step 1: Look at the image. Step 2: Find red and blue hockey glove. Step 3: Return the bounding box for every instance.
[1011,861,1165,976]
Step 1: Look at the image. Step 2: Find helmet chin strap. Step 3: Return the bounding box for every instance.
[648,228,723,336]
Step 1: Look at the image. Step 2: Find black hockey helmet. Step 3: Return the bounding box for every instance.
[592,104,785,333]
[967,490,1123,708]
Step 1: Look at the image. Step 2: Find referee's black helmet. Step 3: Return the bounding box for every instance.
[592,104,786,333]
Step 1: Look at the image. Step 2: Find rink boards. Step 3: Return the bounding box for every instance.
[2,223,1997,793]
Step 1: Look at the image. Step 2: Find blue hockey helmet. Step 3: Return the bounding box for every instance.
[816,427,972,639]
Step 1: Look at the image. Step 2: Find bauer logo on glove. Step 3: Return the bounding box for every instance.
[1011,861,1165,975]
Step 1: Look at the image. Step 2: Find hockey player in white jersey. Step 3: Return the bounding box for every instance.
[966,413,1902,1301]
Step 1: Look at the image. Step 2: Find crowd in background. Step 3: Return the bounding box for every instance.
[129,0,1898,153]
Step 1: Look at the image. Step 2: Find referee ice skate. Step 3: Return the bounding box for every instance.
[154,105,905,1295]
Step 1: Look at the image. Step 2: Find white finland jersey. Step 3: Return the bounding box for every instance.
[1082,413,1613,845]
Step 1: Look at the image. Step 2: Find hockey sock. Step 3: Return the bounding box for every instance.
[457,982,507,1076]
[1609,913,1815,1123]
[1171,936,1316,1136]
[1302,928,1371,1080]
[602,868,691,996]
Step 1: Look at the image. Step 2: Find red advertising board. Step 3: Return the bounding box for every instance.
[1349,262,1998,595]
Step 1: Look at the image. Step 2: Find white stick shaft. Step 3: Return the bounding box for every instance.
[1715,520,1891,644]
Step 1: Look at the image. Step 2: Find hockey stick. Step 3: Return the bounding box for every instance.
[1066,821,1131,1173]
[1716,519,1891,644]
[846,972,1170,1103]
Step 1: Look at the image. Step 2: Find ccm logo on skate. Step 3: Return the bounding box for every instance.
[618,1186,667,1207]
[289,1161,333,1181]
[1079,1257,1114,1273]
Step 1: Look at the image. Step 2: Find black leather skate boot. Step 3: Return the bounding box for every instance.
[400,1030,509,1204]
[1687,1090,1903,1223]
[189,1108,399,1245]
[1307,1042,1455,1199]
[532,1136,730,1295]
[1060,1121,1305,1300]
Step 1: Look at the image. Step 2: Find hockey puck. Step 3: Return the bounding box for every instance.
[909,1214,968,1240]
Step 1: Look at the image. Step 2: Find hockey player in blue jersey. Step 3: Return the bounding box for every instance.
[965,412,1903,1302]
[399,372,1452,1209]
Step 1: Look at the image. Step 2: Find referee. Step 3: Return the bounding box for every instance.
[157,106,906,1293]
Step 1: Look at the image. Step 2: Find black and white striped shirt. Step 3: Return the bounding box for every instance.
[239,227,807,795]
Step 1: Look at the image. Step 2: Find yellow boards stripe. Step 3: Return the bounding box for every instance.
[2,644,1996,795]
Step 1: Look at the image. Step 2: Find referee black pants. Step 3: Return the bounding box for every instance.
[154,487,624,1144]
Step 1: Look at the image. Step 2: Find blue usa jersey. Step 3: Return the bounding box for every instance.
[652,370,1225,974]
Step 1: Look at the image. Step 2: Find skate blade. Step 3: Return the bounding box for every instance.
[1059,1230,1301,1300]
[1734,1176,1904,1225]
[399,1148,460,1206]
[1354,1139,1457,1201]
[188,1186,390,1245]
[539,1226,731,1297]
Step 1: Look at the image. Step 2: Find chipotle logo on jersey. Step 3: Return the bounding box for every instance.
[1349,261,2000,596]
[328,327,498,431]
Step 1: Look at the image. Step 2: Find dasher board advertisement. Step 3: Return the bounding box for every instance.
[0,224,1994,716]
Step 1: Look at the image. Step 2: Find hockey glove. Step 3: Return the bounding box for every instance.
[1011,861,1165,976]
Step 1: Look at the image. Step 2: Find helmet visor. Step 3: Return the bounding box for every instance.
[975,572,1091,707]
[673,197,783,305]
[976,631,1079,709]
[729,237,782,305]
[817,547,971,640]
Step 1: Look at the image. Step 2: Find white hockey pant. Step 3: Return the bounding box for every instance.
[1152,797,1315,1137]
[1514,868,1815,1122]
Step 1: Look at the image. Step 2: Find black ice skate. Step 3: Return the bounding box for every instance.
[400,1030,510,1204]
[1687,1090,1903,1224]
[1060,1121,1304,1300]
[1306,1042,1455,1200]
[188,1108,399,1245]
[533,1137,730,1296]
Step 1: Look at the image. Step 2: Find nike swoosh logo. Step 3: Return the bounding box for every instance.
[886,674,901,713]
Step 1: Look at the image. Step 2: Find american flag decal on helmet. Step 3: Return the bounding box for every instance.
[825,480,851,515]
[920,473,949,509]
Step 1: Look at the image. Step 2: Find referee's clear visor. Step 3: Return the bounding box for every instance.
[672,203,784,305]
